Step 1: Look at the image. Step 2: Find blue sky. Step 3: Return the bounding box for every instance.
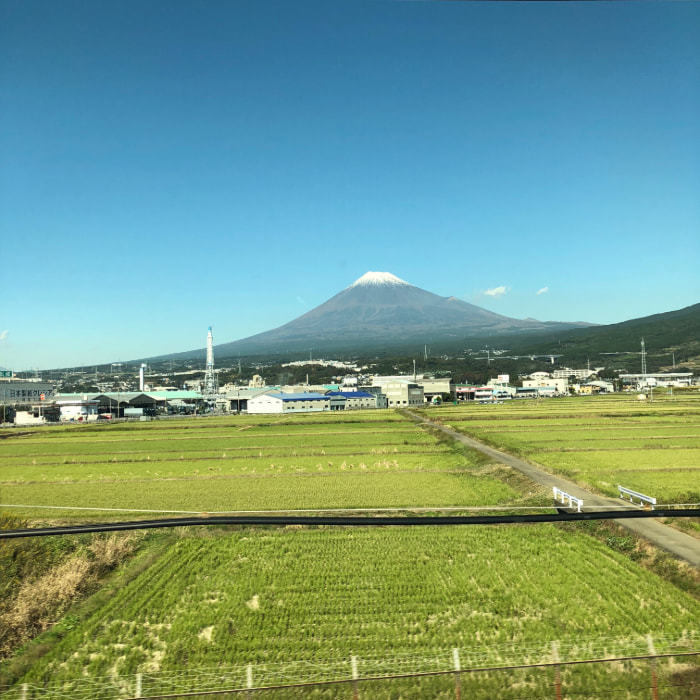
[2,0,699,369]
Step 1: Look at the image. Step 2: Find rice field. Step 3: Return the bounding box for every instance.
[11,526,700,698]
[426,393,700,503]
[1,403,698,698]
[0,411,524,519]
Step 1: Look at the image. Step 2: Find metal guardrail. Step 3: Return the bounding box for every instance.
[552,487,583,512]
[619,485,657,510]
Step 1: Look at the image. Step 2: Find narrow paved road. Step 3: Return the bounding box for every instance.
[406,410,700,567]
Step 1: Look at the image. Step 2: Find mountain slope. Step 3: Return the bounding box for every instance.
[159,272,591,360]
[510,302,700,370]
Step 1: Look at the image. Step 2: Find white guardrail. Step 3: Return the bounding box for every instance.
[553,487,583,513]
[618,486,656,510]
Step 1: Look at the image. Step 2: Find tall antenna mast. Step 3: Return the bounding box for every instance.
[640,338,647,377]
[203,326,218,396]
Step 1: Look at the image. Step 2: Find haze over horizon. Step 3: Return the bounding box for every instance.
[2,0,699,369]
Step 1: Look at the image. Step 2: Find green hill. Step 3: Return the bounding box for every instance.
[517,302,700,372]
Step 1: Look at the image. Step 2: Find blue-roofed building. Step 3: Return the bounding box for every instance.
[247,391,331,414]
[326,391,381,410]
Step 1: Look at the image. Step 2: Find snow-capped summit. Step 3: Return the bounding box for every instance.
[350,271,409,288]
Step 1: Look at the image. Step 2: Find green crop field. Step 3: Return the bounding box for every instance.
[1,405,699,699]
[0,411,527,519]
[9,526,700,699]
[425,393,700,503]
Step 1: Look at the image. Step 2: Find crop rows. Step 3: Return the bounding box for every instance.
[0,413,525,519]
[14,526,699,697]
[428,394,700,502]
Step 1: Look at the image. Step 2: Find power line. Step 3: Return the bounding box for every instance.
[1,509,698,539]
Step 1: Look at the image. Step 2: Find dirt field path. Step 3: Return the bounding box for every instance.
[406,410,700,567]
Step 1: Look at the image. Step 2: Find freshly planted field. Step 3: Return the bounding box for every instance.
[0,412,525,519]
[12,526,699,698]
[427,394,700,502]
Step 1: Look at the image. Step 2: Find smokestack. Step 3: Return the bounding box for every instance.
[207,326,214,368]
[203,326,218,396]
[139,363,146,391]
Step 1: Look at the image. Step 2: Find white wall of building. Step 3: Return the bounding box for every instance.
[552,368,595,380]
[522,378,568,394]
[247,394,331,414]
[375,380,424,407]
[59,402,99,422]
[14,410,48,425]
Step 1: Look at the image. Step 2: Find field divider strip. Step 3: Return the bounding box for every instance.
[9,503,698,515]
[0,504,619,514]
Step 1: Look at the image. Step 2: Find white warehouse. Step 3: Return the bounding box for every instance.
[247,392,330,414]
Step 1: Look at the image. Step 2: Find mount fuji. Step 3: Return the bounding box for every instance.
[160,272,592,359]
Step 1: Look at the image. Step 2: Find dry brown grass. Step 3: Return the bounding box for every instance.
[0,534,138,658]
[89,534,137,571]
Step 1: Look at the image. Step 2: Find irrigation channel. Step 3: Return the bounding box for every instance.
[1,509,699,539]
[2,635,697,699]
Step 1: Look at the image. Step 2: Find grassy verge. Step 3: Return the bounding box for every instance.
[0,520,171,684]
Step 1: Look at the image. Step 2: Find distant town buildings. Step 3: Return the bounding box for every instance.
[2,345,697,425]
[620,372,693,388]
[552,368,600,380]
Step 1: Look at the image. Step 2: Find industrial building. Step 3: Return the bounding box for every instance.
[369,375,451,403]
[455,385,498,402]
[224,387,277,412]
[53,390,203,417]
[54,396,100,421]
[619,372,693,388]
[247,392,331,414]
[369,378,424,407]
[326,391,380,409]
[0,378,56,405]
